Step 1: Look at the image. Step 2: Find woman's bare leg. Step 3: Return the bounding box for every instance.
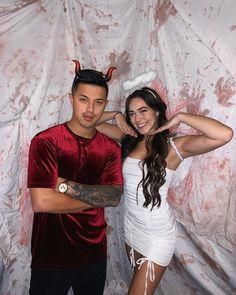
[125,243,167,295]
[125,244,142,265]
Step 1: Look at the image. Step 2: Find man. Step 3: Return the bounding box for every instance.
[27,60,123,295]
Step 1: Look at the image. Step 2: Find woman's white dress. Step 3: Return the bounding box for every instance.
[123,157,177,267]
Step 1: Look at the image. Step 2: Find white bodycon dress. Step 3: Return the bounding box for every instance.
[123,157,176,266]
[123,139,183,294]
[123,155,179,267]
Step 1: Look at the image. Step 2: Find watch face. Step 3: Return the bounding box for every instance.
[59,183,68,193]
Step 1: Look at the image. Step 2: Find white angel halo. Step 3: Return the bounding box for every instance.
[122,70,157,92]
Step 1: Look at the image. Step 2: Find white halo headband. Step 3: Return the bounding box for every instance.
[144,88,157,99]
[122,70,157,92]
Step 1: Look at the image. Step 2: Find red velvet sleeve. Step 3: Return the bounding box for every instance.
[27,136,58,188]
[99,141,123,186]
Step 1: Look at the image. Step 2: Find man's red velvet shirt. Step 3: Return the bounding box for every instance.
[27,123,123,268]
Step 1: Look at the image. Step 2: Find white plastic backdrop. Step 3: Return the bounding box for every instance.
[0,1,235,294]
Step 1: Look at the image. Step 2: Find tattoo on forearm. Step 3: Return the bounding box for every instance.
[66,182,122,207]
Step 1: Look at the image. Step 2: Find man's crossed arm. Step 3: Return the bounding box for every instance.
[61,180,123,207]
[30,179,123,213]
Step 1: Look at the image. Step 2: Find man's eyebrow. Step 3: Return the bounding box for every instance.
[78,94,106,101]
[78,94,88,98]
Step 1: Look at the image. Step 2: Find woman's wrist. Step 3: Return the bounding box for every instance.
[176,112,185,122]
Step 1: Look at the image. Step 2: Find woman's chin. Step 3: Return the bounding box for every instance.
[139,129,151,136]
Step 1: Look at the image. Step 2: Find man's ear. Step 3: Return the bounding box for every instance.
[69,93,73,104]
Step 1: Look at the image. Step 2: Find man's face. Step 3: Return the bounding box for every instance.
[69,83,108,134]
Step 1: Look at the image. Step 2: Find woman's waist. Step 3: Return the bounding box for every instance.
[124,212,177,238]
[125,195,169,211]
[125,204,175,225]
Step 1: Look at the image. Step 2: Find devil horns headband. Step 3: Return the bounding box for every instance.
[72,60,117,82]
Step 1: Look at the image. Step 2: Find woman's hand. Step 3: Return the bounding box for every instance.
[114,112,137,137]
[149,114,181,135]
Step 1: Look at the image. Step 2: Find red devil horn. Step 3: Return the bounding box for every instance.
[72,60,81,75]
[105,66,117,82]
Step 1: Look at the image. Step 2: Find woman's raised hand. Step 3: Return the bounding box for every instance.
[149,114,181,135]
[114,112,137,137]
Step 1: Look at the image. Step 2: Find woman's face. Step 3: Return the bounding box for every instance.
[128,97,158,136]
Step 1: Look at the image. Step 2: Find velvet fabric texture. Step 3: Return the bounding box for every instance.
[27,123,123,268]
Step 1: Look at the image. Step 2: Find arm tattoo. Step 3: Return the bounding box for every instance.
[66,181,123,207]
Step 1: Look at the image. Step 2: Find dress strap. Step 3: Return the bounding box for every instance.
[168,137,183,161]
[129,247,136,269]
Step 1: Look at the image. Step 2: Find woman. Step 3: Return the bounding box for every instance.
[96,86,233,295]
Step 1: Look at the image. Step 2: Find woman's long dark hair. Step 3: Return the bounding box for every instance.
[121,87,170,210]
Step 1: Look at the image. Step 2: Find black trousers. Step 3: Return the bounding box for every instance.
[29,258,107,295]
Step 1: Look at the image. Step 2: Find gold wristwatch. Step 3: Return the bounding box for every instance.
[58,180,69,194]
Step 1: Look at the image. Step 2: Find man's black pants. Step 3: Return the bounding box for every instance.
[29,258,107,295]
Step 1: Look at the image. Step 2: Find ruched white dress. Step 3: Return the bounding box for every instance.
[123,157,177,267]
[123,139,183,294]
[123,138,183,271]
